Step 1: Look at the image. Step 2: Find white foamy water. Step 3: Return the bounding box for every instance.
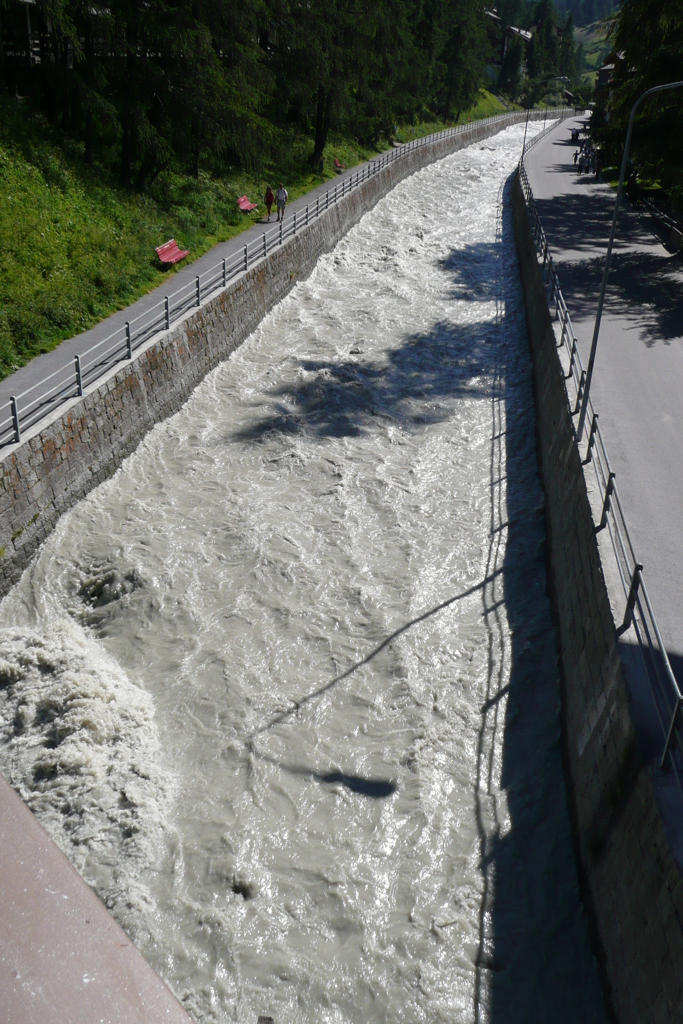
[0,123,607,1024]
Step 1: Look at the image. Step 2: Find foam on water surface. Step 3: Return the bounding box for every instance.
[0,123,608,1024]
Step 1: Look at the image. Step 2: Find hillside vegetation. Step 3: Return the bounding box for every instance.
[574,22,611,78]
[0,90,509,380]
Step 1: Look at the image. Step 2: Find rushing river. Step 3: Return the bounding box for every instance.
[0,122,607,1023]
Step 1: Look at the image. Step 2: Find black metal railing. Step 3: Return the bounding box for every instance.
[518,156,683,796]
[0,108,571,450]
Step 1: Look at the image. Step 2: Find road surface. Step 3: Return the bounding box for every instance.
[525,116,683,673]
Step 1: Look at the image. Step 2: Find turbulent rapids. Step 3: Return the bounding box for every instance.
[0,123,607,1024]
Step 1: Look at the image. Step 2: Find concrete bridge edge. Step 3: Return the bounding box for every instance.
[511,169,683,1024]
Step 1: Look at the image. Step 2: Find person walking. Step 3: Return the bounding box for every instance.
[264,185,274,222]
[573,150,578,166]
[276,183,288,222]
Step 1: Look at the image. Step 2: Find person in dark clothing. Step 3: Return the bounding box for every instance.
[265,185,274,222]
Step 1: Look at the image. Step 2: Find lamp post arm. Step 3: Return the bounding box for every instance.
[577,80,683,439]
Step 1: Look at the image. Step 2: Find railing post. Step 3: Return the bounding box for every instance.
[316,197,319,217]
[223,258,227,286]
[565,338,577,379]
[584,413,599,464]
[263,232,267,258]
[559,315,567,348]
[126,321,132,359]
[306,204,309,225]
[334,184,337,202]
[165,296,170,330]
[326,190,329,209]
[617,564,643,636]
[244,244,248,271]
[293,211,297,234]
[279,220,283,245]
[10,396,20,443]
[75,354,83,396]
[573,369,586,414]
[597,472,616,531]
[660,697,683,770]
[196,275,200,306]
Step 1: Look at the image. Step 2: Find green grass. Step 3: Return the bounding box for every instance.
[394,90,516,142]
[602,167,664,193]
[0,88,509,381]
[575,22,612,83]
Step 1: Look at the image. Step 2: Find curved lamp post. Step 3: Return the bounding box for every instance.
[577,80,683,440]
[521,76,569,156]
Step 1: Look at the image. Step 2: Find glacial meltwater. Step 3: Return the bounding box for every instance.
[0,123,608,1023]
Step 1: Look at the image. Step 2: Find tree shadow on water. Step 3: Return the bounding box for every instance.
[232,318,497,443]
[471,185,610,1023]
[236,187,610,1021]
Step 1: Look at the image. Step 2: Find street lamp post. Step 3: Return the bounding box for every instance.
[521,76,569,156]
[577,80,683,440]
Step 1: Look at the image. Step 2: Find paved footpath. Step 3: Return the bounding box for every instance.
[525,116,683,676]
[0,159,383,409]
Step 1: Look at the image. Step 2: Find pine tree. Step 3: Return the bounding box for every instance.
[604,0,683,197]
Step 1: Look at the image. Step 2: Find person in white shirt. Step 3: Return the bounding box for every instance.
[276,183,288,222]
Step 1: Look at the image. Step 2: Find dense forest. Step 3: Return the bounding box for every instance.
[0,0,493,186]
[593,0,683,206]
[498,0,618,27]
[0,0,587,188]
[554,0,619,27]
[495,0,590,105]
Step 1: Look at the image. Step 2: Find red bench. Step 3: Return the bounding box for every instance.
[334,158,345,173]
[237,195,258,212]
[156,239,189,265]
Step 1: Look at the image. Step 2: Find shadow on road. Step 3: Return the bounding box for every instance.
[533,190,683,345]
[237,173,609,1022]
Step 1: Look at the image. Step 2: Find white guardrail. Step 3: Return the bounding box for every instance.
[519,144,683,799]
[0,108,570,449]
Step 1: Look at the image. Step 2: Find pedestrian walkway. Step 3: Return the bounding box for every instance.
[524,116,683,672]
[0,164,370,411]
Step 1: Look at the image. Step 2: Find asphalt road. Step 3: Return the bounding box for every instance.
[525,117,683,668]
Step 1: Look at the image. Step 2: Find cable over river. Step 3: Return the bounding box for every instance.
[0,123,608,1024]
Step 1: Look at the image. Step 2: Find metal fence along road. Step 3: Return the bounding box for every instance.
[0,108,569,451]
[518,155,683,803]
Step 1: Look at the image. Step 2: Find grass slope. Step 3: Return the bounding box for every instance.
[575,22,612,80]
[0,90,508,381]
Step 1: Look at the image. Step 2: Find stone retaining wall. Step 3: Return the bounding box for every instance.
[0,111,557,597]
[512,171,683,1024]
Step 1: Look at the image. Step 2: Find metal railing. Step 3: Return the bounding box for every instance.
[0,107,570,450]
[518,157,683,796]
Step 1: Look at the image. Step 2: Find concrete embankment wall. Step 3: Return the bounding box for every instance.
[0,111,554,598]
[512,171,683,1024]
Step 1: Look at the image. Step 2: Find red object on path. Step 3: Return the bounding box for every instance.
[334,158,345,172]
[237,195,258,212]
[156,239,189,265]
